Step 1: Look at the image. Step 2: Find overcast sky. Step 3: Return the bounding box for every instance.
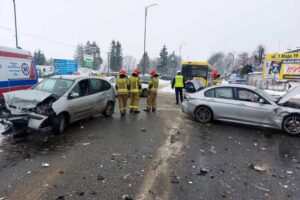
[0,0,299,62]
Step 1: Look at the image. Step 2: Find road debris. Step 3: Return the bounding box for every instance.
[286,170,293,174]
[141,128,146,132]
[97,174,104,181]
[43,184,49,187]
[170,134,175,143]
[27,171,31,174]
[171,175,180,183]
[56,195,65,200]
[122,194,133,200]
[76,192,84,196]
[0,149,3,153]
[41,162,50,167]
[82,142,90,146]
[188,181,193,184]
[0,197,6,200]
[209,146,217,154]
[80,126,84,129]
[198,168,209,176]
[123,173,131,179]
[252,184,270,192]
[248,164,267,172]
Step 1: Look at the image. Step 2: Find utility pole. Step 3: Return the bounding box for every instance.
[13,0,19,48]
[143,4,158,75]
[178,43,186,71]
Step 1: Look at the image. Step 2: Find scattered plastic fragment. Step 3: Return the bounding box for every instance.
[42,163,50,167]
[82,142,90,146]
[248,164,267,172]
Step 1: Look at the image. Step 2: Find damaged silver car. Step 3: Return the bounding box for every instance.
[182,84,300,135]
[2,75,115,134]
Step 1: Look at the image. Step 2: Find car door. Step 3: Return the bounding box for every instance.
[89,79,109,113]
[235,88,275,126]
[205,87,240,120]
[67,79,94,120]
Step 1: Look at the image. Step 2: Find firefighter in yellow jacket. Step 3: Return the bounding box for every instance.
[144,69,159,112]
[116,69,130,116]
[129,69,142,113]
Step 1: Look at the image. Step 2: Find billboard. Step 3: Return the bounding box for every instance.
[83,54,93,68]
[263,52,300,80]
[53,59,78,75]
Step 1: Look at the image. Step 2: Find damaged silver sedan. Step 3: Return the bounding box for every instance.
[182,84,300,135]
[1,75,115,134]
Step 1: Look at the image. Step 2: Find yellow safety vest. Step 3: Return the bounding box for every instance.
[149,77,159,93]
[175,75,184,88]
[129,76,141,93]
[116,78,128,94]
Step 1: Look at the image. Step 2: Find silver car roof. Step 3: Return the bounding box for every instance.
[50,75,102,81]
[207,84,258,90]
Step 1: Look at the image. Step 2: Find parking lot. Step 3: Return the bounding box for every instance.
[0,93,299,200]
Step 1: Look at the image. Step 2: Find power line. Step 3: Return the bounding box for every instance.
[0,26,75,48]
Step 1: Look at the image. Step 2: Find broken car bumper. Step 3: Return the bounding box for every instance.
[28,113,49,130]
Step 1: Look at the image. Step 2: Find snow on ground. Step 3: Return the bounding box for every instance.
[159,79,174,94]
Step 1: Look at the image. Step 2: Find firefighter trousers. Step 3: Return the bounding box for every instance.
[146,93,157,110]
[117,94,128,114]
[129,93,139,111]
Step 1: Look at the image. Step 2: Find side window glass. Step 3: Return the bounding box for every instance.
[71,80,90,97]
[238,89,260,103]
[100,80,111,91]
[90,79,102,94]
[215,88,233,99]
[204,89,215,97]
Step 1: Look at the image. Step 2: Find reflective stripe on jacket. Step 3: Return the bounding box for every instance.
[116,78,128,94]
[175,75,184,88]
[129,76,141,93]
[149,77,159,93]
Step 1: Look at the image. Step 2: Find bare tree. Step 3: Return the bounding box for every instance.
[123,55,137,73]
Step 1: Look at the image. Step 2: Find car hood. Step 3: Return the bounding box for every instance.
[3,90,53,109]
[278,85,300,104]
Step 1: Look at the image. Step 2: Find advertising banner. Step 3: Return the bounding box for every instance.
[263,52,300,80]
[53,59,78,75]
[83,54,93,68]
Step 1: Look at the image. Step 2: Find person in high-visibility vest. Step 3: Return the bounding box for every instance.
[116,69,130,116]
[172,71,185,104]
[129,69,142,113]
[144,69,159,112]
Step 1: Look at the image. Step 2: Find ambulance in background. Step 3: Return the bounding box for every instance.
[0,46,38,104]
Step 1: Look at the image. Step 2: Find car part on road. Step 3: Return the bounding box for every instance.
[195,106,213,123]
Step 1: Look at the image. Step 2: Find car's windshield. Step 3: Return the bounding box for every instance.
[33,78,74,96]
[254,88,277,103]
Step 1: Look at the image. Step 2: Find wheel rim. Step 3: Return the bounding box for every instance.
[196,107,211,122]
[283,116,300,135]
[106,103,114,115]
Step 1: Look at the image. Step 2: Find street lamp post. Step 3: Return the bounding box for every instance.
[178,43,186,71]
[12,0,18,48]
[143,3,158,75]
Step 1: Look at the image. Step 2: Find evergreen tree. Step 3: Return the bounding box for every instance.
[109,40,116,71]
[157,45,168,74]
[33,49,46,65]
[109,40,123,72]
[74,44,84,67]
[138,52,150,73]
[167,52,179,76]
[115,41,123,71]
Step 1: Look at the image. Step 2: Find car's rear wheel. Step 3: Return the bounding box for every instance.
[53,113,66,134]
[103,101,114,117]
[142,89,148,97]
[195,106,213,123]
[282,115,300,136]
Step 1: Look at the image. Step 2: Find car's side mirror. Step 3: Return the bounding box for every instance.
[259,98,265,104]
[69,92,79,99]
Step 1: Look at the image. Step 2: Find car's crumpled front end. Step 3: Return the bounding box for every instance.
[2,90,58,131]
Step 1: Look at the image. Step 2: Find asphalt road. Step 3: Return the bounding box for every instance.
[0,93,299,200]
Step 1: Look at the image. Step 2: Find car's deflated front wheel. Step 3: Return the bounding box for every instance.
[103,101,114,117]
[282,115,300,136]
[53,114,66,134]
[195,106,213,123]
